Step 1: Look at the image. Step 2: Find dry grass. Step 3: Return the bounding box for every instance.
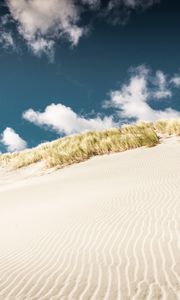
[154,119,180,136]
[0,119,179,170]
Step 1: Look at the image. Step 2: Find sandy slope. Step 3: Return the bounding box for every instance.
[0,137,180,300]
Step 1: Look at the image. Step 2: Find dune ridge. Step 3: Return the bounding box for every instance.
[0,137,180,299]
[1,119,180,172]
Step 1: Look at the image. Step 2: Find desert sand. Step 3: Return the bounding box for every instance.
[0,137,180,300]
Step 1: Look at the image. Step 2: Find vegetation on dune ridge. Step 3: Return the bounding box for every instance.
[0,119,180,170]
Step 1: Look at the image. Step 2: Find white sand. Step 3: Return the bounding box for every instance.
[0,137,180,300]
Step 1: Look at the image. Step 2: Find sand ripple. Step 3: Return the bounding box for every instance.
[0,138,180,299]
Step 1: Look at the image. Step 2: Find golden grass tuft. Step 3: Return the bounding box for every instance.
[0,119,179,170]
[154,119,180,136]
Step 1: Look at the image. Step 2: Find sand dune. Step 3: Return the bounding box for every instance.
[0,137,180,300]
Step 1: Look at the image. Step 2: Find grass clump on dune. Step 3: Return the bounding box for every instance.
[0,119,179,170]
[45,125,158,168]
[154,119,180,136]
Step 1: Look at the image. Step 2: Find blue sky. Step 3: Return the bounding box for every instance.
[0,0,180,152]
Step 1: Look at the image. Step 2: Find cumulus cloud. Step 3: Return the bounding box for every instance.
[0,0,160,58]
[105,65,180,121]
[5,0,84,58]
[1,127,27,152]
[22,103,116,135]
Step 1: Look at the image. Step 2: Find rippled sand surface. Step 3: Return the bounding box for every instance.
[0,137,180,300]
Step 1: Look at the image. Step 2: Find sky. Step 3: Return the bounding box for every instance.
[0,0,180,152]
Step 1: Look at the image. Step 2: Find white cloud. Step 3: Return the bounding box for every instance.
[171,75,180,87]
[29,38,55,61]
[6,0,84,58]
[105,65,180,121]
[1,127,27,152]
[0,31,15,49]
[153,70,172,99]
[22,66,180,134]
[0,15,16,50]
[1,0,161,58]
[23,103,116,135]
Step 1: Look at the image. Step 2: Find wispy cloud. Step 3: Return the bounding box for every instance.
[106,0,160,25]
[108,0,160,9]
[0,31,15,49]
[1,127,27,152]
[0,15,16,50]
[153,70,172,99]
[171,75,180,87]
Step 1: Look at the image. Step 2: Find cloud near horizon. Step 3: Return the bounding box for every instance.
[1,65,179,153]
[23,103,116,135]
[22,66,180,135]
[0,127,27,152]
[0,0,160,59]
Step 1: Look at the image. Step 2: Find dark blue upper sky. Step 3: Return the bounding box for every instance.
[0,0,180,152]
